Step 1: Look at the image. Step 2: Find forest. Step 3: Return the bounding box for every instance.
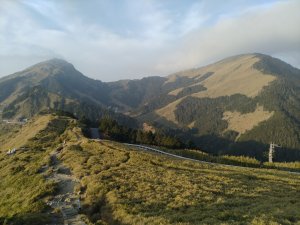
[98,117,187,149]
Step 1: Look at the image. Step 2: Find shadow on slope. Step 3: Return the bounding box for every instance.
[192,134,300,162]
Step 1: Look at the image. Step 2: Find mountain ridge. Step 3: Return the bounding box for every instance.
[1,53,300,161]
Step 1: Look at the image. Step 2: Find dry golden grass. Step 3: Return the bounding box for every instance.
[166,55,276,98]
[188,121,196,128]
[223,105,274,138]
[1,114,299,225]
[0,115,52,151]
[0,114,72,224]
[60,139,300,225]
[155,98,184,123]
[142,122,156,133]
[168,87,184,96]
[158,55,276,123]
[192,55,276,98]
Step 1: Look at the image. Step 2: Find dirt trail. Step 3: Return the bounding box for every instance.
[46,150,86,225]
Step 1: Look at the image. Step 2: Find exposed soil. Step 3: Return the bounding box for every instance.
[46,149,86,225]
[223,105,274,138]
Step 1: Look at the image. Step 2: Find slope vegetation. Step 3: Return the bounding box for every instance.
[0,114,300,224]
[1,115,52,150]
[1,54,300,161]
[156,54,277,121]
[61,140,300,225]
[223,106,274,138]
[168,54,276,98]
[143,54,300,160]
[0,59,137,130]
[0,114,71,224]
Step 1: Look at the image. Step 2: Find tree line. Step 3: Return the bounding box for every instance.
[98,117,187,149]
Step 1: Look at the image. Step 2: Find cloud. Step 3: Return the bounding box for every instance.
[156,0,300,73]
[0,0,299,81]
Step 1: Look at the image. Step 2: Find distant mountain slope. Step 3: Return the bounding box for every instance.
[154,54,277,122]
[167,54,276,98]
[0,59,136,126]
[0,57,194,126]
[1,53,299,161]
[133,54,300,161]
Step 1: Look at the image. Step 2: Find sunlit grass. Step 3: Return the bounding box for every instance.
[0,115,70,224]
[61,140,300,225]
[160,147,300,172]
[1,115,299,225]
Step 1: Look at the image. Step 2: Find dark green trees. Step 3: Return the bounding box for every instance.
[98,117,184,148]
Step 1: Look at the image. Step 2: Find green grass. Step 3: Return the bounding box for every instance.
[1,115,300,224]
[60,140,300,225]
[0,123,21,147]
[0,115,70,224]
[159,147,300,172]
[264,161,300,172]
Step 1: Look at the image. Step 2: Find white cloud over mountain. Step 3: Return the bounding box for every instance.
[0,0,299,81]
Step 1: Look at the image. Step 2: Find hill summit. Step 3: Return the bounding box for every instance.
[0,58,112,120]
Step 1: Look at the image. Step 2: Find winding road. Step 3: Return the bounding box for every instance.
[125,143,300,175]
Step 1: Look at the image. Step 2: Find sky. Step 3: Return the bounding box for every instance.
[0,0,299,81]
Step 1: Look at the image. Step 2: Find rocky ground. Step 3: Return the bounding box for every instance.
[46,149,86,225]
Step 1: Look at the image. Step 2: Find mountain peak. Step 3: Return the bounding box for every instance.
[16,58,81,81]
[46,58,70,65]
[29,58,74,71]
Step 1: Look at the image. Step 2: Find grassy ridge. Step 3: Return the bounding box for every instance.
[0,115,70,224]
[1,115,300,224]
[60,139,300,225]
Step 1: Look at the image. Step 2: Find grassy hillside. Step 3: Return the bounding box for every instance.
[138,54,300,161]
[61,140,300,225]
[0,114,300,224]
[0,114,71,224]
[1,54,299,162]
[1,115,51,150]
[57,117,300,224]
